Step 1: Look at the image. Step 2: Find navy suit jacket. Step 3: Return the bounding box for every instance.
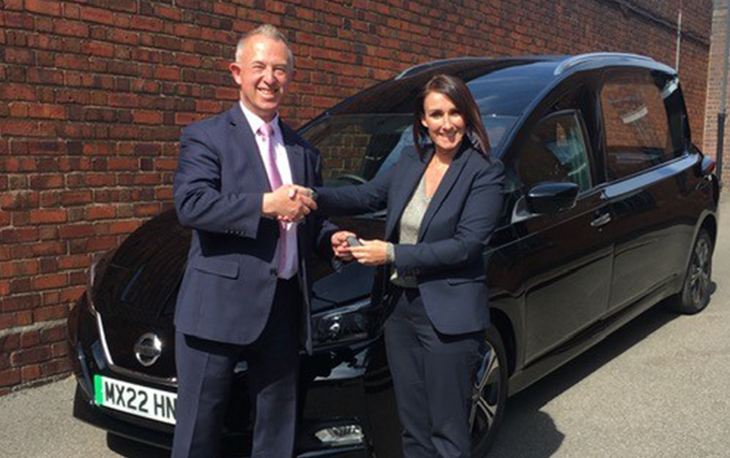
[173,105,336,352]
[316,145,504,335]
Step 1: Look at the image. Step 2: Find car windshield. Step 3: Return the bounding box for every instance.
[301,113,518,184]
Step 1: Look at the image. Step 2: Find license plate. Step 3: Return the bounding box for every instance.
[94,374,177,425]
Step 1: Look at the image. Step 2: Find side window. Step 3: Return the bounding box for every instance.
[500,84,595,225]
[600,70,679,180]
[516,111,593,193]
[503,109,593,224]
[660,75,688,154]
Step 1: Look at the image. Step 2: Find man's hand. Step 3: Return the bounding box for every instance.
[331,230,357,261]
[262,184,317,222]
[286,185,315,201]
[350,239,388,266]
[277,185,317,223]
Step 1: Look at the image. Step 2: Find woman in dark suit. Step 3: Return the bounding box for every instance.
[316,74,504,458]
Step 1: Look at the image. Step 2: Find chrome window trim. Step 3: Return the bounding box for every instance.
[601,153,697,201]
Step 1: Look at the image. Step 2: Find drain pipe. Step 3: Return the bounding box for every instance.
[675,1,682,71]
[717,0,730,185]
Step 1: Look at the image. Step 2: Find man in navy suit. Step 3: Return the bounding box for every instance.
[172,24,337,458]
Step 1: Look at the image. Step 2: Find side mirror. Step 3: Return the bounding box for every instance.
[526,182,579,215]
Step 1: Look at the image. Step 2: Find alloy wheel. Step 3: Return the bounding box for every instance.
[689,236,711,307]
[469,341,502,437]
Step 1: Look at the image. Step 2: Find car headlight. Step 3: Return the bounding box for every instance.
[311,298,384,348]
[314,423,364,446]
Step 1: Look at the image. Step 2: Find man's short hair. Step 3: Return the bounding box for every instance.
[235,24,294,69]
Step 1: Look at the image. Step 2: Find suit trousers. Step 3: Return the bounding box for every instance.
[385,287,484,458]
[172,277,300,458]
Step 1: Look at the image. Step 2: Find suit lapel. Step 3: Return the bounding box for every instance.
[418,147,472,241]
[280,122,305,186]
[385,150,429,241]
[226,105,271,191]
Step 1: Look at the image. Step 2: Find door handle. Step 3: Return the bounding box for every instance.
[591,212,612,228]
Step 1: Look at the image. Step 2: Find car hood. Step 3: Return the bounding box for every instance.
[92,210,383,378]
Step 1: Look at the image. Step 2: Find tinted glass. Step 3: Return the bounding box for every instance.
[660,75,687,153]
[302,114,517,183]
[517,111,592,192]
[601,70,678,179]
[328,60,556,117]
[504,82,594,224]
[299,60,559,183]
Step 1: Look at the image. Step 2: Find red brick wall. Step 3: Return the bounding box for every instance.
[0,0,713,393]
[704,0,730,179]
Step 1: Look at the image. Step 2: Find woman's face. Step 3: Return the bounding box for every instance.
[421,91,466,155]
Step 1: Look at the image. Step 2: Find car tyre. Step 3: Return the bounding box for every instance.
[669,228,713,314]
[470,326,509,456]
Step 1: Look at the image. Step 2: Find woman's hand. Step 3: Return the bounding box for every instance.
[331,230,357,261]
[350,239,389,266]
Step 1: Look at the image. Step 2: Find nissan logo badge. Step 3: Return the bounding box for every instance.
[134,333,162,367]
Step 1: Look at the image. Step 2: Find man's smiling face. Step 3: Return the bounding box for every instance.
[230,34,293,122]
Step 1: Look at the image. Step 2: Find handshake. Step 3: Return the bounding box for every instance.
[261,184,389,266]
[262,184,317,223]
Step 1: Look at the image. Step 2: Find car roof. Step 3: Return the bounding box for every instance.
[394,53,675,80]
[313,53,677,118]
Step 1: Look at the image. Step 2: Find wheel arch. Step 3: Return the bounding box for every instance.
[490,308,517,377]
[700,214,717,250]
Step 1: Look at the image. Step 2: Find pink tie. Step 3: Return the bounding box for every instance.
[259,123,288,277]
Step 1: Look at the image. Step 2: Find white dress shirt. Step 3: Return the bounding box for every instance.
[240,101,298,279]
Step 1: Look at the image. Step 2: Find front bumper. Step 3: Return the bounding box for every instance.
[72,381,371,458]
[68,296,399,458]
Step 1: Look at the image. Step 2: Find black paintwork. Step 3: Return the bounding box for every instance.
[68,53,719,457]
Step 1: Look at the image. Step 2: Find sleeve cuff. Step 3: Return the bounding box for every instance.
[386,242,396,264]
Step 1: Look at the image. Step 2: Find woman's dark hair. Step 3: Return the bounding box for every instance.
[412,74,491,159]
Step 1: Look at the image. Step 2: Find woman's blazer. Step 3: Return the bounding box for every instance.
[316,145,505,335]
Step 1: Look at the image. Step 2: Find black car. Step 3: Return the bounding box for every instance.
[67,53,719,458]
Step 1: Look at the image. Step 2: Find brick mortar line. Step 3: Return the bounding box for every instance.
[598,0,711,47]
[0,318,67,339]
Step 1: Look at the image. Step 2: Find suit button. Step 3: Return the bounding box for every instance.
[270,268,278,276]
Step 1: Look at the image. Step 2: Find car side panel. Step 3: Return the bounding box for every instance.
[603,156,699,312]
[510,193,613,363]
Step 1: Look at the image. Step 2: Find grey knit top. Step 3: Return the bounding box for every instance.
[389,173,431,288]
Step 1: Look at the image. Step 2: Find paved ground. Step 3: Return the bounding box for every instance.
[1,198,728,458]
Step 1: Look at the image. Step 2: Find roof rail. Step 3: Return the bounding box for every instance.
[395,57,493,80]
[554,53,655,75]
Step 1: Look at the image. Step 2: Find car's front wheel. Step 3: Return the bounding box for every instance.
[470,326,508,456]
[669,228,713,314]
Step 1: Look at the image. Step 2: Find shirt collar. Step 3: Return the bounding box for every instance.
[239,101,280,138]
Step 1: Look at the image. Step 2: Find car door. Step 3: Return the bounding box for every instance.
[598,69,697,313]
[504,82,613,364]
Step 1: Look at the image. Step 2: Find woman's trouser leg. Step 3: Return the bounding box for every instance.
[385,288,483,458]
[422,325,482,458]
[385,289,437,458]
